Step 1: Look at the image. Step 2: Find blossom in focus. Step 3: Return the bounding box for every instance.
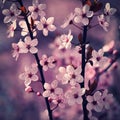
[43,80,63,99]
[86,91,103,112]
[57,65,83,86]
[65,86,85,106]
[22,36,38,54]
[59,30,73,49]
[19,63,38,86]
[61,12,75,28]
[74,5,93,25]
[2,3,21,23]
[91,49,108,68]
[98,14,109,31]
[40,54,56,71]
[37,17,56,36]
[28,0,46,19]
[7,21,16,38]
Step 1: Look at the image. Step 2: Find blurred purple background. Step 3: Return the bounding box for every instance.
[0,0,120,120]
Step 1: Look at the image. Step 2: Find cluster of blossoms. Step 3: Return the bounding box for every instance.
[2,0,119,120]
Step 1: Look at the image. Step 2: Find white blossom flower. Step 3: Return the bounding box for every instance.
[59,30,73,49]
[22,36,38,54]
[2,3,21,23]
[74,5,93,25]
[87,91,103,112]
[91,49,108,68]
[28,0,46,19]
[37,17,56,36]
[7,21,16,38]
[43,80,63,99]
[19,63,38,86]
[12,40,26,60]
[98,14,109,31]
[61,12,75,28]
[40,54,56,71]
[65,87,85,106]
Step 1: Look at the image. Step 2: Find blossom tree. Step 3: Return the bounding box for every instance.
[1,0,120,120]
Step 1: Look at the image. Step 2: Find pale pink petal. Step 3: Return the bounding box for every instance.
[47,17,54,24]
[30,47,38,54]
[48,25,56,31]
[43,28,48,36]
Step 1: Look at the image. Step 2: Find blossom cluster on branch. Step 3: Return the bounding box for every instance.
[2,0,120,120]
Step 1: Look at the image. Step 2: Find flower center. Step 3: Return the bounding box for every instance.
[82,13,86,18]
[96,57,101,61]
[43,23,48,28]
[10,12,14,17]
[74,93,79,99]
[27,44,31,50]
[28,73,33,78]
[92,101,97,105]
[50,88,55,93]
[34,7,39,12]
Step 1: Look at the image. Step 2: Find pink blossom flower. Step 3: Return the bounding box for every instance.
[40,54,56,71]
[52,95,65,108]
[22,36,38,54]
[65,86,85,106]
[59,30,73,49]
[12,40,26,60]
[19,63,38,86]
[2,3,21,23]
[61,12,75,28]
[74,5,93,25]
[7,21,16,38]
[28,0,46,19]
[86,91,103,112]
[91,49,108,68]
[37,17,56,36]
[101,89,114,109]
[58,65,83,86]
[43,80,63,99]
[98,14,109,31]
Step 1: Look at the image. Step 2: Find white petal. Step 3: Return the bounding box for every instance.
[30,47,38,54]
[43,28,48,36]
[86,11,93,18]
[37,22,43,30]
[24,79,31,86]
[74,16,82,23]
[2,9,10,15]
[31,75,38,81]
[31,39,38,46]
[4,16,11,23]
[44,83,51,89]
[82,18,89,25]
[47,17,54,24]
[48,25,56,31]
[43,91,50,97]
[83,5,90,13]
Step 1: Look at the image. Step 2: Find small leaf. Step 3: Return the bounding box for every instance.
[20,6,26,13]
